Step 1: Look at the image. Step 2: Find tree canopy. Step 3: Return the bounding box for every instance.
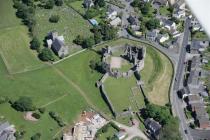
[145,19,160,30]
[39,48,54,61]
[12,96,35,112]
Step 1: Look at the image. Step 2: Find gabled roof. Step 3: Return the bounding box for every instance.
[144,118,161,136]
[127,16,138,25]
[52,38,65,52]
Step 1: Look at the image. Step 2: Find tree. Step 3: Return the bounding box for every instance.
[100,23,118,40]
[94,30,103,44]
[94,0,105,7]
[145,19,160,30]
[30,37,40,51]
[45,0,55,9]
[55,0,63,6]
[12,96,35,112]
[140,3,150,15]
[73,35,84,45]
[32,113,41,119]
[130,0,140,7]
[83,37,95,48]
[39,48,54,61]
[84,8,99,19]
[159,118,181,140]
[49,15,60,23]
[31,133,41,140]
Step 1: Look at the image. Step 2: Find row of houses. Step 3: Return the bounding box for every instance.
[0,121,16,140]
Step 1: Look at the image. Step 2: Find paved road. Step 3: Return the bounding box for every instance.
[113,120,149,140]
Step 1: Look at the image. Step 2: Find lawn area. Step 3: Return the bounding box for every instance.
[55,50,111,116]
[97,124,118,140]
[0,0,21,29]
[68,0,86,15]
[0,56,88,139]
[159,6,170,16]
[192,31,209,40]
[104,76,145,113]
[0,0,44,74]
[34,3,92,53]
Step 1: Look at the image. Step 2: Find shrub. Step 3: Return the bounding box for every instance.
[39,48,54,61]
[32,113,41,119]
[38,107,46,114]
[12,96,36,112]
[55,0,63,6]
[0,96,9,104]
[31,133,41,140]
[30,37,41,51]
[49,15,60,23]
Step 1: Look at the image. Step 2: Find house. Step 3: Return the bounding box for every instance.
[144,118,161,139]
[173,0,185,10]
[157,33,169,43]
[191,18,202,31]
[146,30,158,42]
[186,94,202,105]
[190,56,201,71]
[106,8,118,20]
[47,31,69,58]
[173,8,185,19]
[161,19,176,31]
[83,0,94,8]
[194,106,210,129]
[187,69,201,89]
[110,17,122,27]
[191,40,209,54]
[153,0,168,6]
[127,15,138,26]
[115,131,127,140]
[0,121,16,140]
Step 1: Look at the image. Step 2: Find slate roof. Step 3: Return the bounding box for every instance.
[127,16,138,25]
[144,118,161,136]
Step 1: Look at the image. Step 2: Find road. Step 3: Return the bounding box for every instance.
[113,120,149,140]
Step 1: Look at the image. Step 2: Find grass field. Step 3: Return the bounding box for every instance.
[0,0,44,74]
[98,125,118,140]
[159,6,171,16]
[34,3,92,53]
[68,0,86,15]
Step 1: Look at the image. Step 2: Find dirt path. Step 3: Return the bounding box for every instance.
[40,94,68,108]
[52,66,95,107]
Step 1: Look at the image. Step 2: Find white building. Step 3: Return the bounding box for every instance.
[157,34,169,43]
[161,19,176,31]
[110,17,122,27]
[173,9,185,19]
[107,10,118,20]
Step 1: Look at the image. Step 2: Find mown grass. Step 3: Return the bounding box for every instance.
[0,0,44,74]
[34,3,92,52]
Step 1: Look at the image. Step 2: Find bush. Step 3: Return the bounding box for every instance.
[49,15,60,23]
[44,0,55,9]
[12,96,36,112]
[30,37,41,51]
[49,111,66,127]
[39,48,54,61]
[32,113,41,119]
[31,133,41,140]
[38,107,46,114]
[55,0,63,6]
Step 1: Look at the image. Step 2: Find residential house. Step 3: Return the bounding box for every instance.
[144,118,161,139]
[186,94,202,105]
[191,18,202,31]
[127,15,140,30]
[0,122,16,140]
[191,40,209,54]
[157,33,169,43]
[110,17,122,27]
[161,19,176,31]
[153,0,168,6]
[83,0,94,8]
[187,69,201,89]
[146,30,158,42]
[47,32,69,58]
[106,8,118,20]
[173,0,185,10]
[190,56,201,71]
[173,8,185,19]
[195,106,210,129]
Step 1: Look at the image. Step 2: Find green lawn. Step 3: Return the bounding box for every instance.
[68,0,86,15]
[98,125,118,140]
[0,0,21,29]
[0,0,44,74]
[104,76,145,113]
[159,6,170,16]
[34,3,92,53]
[192,31,209,40]
[0,56,88,139]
